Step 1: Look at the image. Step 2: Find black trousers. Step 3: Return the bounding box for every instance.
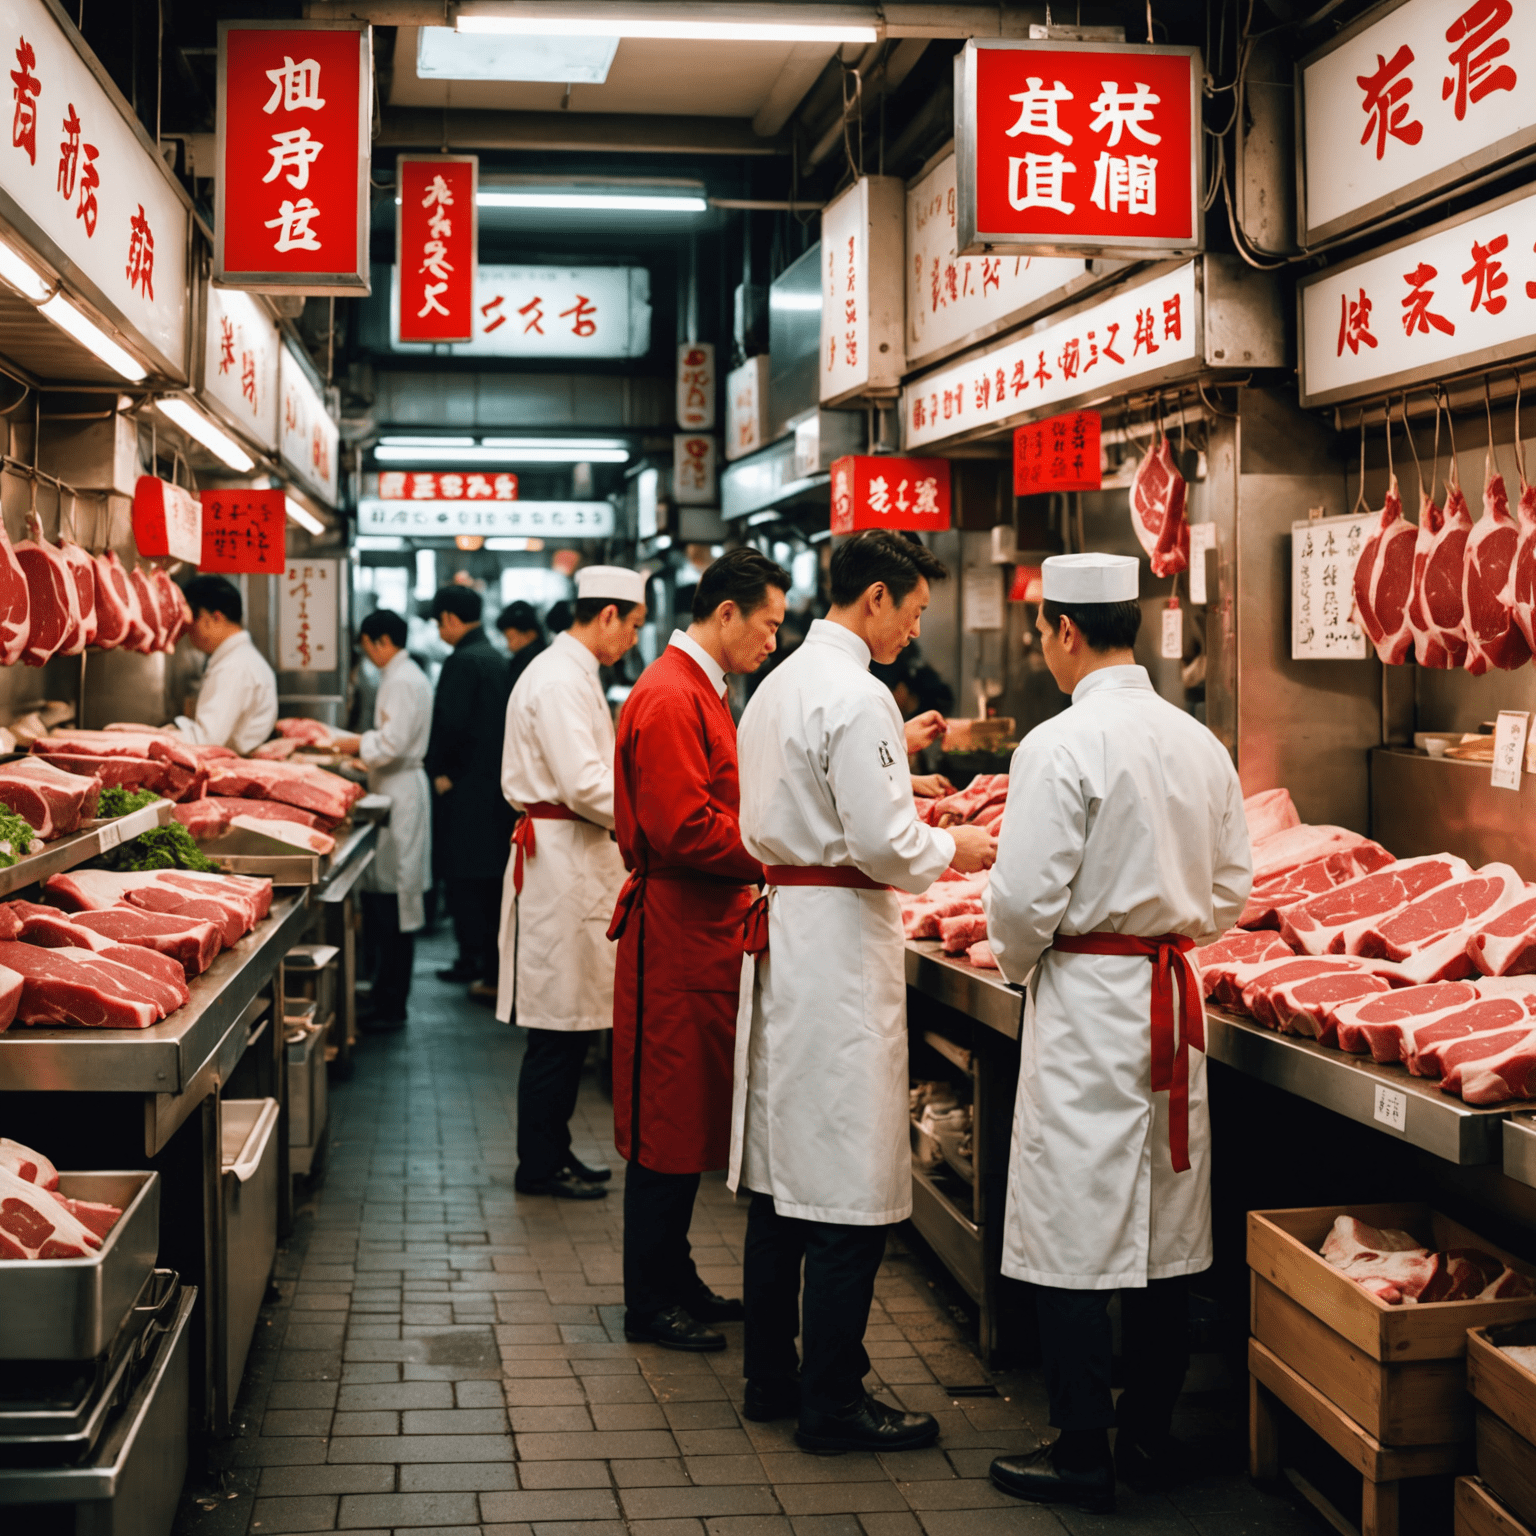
[623,1163,704,1316]
[516,1028,597,1183]
[742,1190,888,1416]
[359,891,415,1022]
[449,875,502,986]
[1034,1276,1191,1438]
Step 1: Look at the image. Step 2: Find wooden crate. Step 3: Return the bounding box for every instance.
[1469,1326,1536,1529]
[1458,1476,1536,1536]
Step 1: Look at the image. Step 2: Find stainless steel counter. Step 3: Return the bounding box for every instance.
[0,800,170,901]
[905,941,1025,1039]
[315,820,376,904]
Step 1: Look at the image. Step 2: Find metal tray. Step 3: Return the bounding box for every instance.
[201,824,325,885]
[0,1172,159,1360]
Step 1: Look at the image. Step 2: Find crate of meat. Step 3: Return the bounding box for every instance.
[1467,1323,1536,1530]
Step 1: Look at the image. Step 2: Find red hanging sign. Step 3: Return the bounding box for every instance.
[199,490,286,574]
[396,155,477,343]
[956,39,1202,258]
[376,471,517,502]
[215,20,372,294]
[1009,564,1045,603]
[830,456,952,535]
[1013,411,1102,494]
[133,476,203,564]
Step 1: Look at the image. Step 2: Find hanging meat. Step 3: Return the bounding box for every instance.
[1504,424,1536,654]
[57,541,98,650]
[1462,455,1531,674]
[0,518,28,666]
[14,529,83,666]
[1129,434,1189,578]
[1406,462,1471,669]
[91,552,129,649]
[1351,475,1417,664]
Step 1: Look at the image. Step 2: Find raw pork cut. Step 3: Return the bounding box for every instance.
[967,940,998,969]
[14,532,82,665]
[1281,855,1472,956]
[1443,1028,1536,1105]
[57,541,97,650]
[1320,1216,1439,1305]
[929,774,1009,826]
[0,1136,57,1188]
[1463,463,1532,673]
[230,814,335,856]
[1406,473,1472,668]
[940,912,988,954]
[204,758,363,822]
[1250,824,1392,885]
[902,891,984,940]
[0,757,101,839]
[0,520,28,666]
[1333,981,1485,1060]
[274,717,338,747]
[1508,470,1536,652]
[1242,845,1397,929]
[130,567,166,650]
[1129,434,1189,577]
[0,941,162,1028]
[205,797,331,833]
[0,1165,102,1258]
[1468,892,1536,976]
[1352,477,1418,664]
[1354,863,1526,983]
[65,906,222,976]
[1243,789,1300,844]
[90,552,129,649]
[1404,993,1536,1078]
[1247,964,1395,1042]
[1197,929,1295,1002]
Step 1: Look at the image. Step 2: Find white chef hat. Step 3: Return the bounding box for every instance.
[575,565,647,606]
[1041,552,1140,604]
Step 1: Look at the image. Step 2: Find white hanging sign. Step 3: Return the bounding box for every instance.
[278,343,339,508]
[674,434,717,506]
[962,566,1004,631]
[1291,513,1370,660]
[357,498,615,538]
[1188,522,1217,605]
[821,175,904,405]
[677,342,715,430]
[279,558,340,672]
[725,355,770,461]
[202,284,280,452]
[1160,601,1183,659]
[1491,710,1530,793]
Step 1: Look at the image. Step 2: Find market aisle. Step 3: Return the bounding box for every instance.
[176,932,1316,1536]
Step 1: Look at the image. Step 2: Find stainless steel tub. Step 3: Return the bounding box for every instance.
[222,1098,279,1402]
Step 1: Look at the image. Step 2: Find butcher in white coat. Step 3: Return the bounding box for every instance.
[334,609,432,1030]
[732,530,995,1453]
[497,565,646,1200]
[985,553,1252,1515]
[174,575,278,755]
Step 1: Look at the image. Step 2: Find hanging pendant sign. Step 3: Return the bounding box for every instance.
[132,476,202,564]
[1291,512,1370,660]
[677,343,715,430]
[725,355,770,461]
[199,489,286,574]
[279,558,340,671]
[821,176,905,405]
[1491,710,1531,792]
[395,155,476,343]
[1160,598,1183,659]
[215,20,372,294]
[1012,411,1102,494]
[673,435,717,506]
[955,38,1203,259]
[279,344,340,508]
[830,456,952,534]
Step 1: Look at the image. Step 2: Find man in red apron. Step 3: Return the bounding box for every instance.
[608,549,790,1351]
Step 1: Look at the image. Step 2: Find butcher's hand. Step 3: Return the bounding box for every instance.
[948,824,998,874]
[332,735,362,756]
[434,775,452,795]
[910,773,955,799]
[904,710,946,754]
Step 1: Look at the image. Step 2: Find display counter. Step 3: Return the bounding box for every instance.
[305,817,377,1076]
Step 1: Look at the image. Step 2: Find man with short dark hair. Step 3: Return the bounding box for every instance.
[498,601,546,692]
[731,529,997,1452]
[175,574,278,754]
[609,548,789,1351]
[986,553,1252,1514]
[425,584,515,999]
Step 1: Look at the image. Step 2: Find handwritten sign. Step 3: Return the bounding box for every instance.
[1013,411,1101,495]
[1492,710,1531,792]
[356,499,615,538]
[1161,600,1183,659]
[1292,513,1370,660]
[1188,522,1217,604]
[280,559,339,671]
[199,490,285,574]
[1373,1083,1407,1133]
[963,567,1004,632]
[375,472,517,502]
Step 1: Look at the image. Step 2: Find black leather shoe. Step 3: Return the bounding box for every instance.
[991,1444,1115,1514]
[514,1170,607,1200]
[1115,1428,1197,1492]
[743,1377,800,1422]
[563,1155,612,1183]
[795,1393,939,1454]
[684,1288,744,1323]
[624,1306,726,1351]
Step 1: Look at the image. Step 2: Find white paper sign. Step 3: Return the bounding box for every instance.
[1373,1083,1407,1132]
[820,176,903,404]
[963,566,1004,632]
[280,559,340,673]
[677,342,715,431]
[1292,514,1370,660]
[906,152,1087,366]
[357,499,615,538]
[203,285,280,451]
[1300,0,1536,243]
[673,434,716,506]
[1188,522,1217,605]
[279,344,340,509]
[904,264,1197,449]
[1161,602,1183,660]
[1492,710,1530,792]
[725,355,770,462]
[95,817,121,851]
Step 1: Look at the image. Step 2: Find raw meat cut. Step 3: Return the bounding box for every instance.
[929,774,1008,827]
[1281,855,1473,956]
[1320,1215,1438,1305]
[29,752,171,799]
[1406,472,1472,667]
[14,532,82,665]
[65,906,222,976]
[205,797,331,833]
[10,903,188,1009]
[36,731,204,802]
[0,1136,57,1188]
[1354,863,1526,983]
[1248,965,1395,1041]
[1221,953,1398,1023]
[52,1194,121,1240]
[98,552,154,653]
[90,552,128,649]
[274,717,338,747]
[0,1165,102,1258]
[1352,477,1418,664]
[1242,845,1397,929]
[1463,463,1532,673]
[172,799,232,840]
[204,758,364,822]
[229,813,335,856]
[0,519,28,666]
[38,729,200,772]
[1468,892,1536,976]
[250,738,300,760]
[1441,1026,1536,1105]
[45,868,271,946]
[57,541,97,650]
[1508,470,1536,652]
[940,912,988,954]
[0,757,102,839]
[967,940,998,969]
[1243,789,1300,844]
[158,870,272,922]
[902,891,984,940]
[1197,929,1295,1002]
[130,566,166,650]
[1405,993,1536,1078]
[1129,434,1189,577]
[0,941,162,1028]
[153,569,188,647]
[1333,982,1485,1060]
[1250,824,1392,885]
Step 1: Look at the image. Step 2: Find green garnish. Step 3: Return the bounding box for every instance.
[0,808,43,867]
[96,785,160,818]
[101,823,220,873]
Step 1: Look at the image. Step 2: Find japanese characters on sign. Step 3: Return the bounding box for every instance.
[199,489,285,575]
[1299,185,1536,407]
[903,263,1197,450]
[677,343,715,431]
[0,0,189,375]
[201,283,280,451]
[1291,513,1369,660]
[1299,0,1536,245]
[1012,411,1102,494]
[356,499,616,538]
[821,176,905,405]
[906,152,1092,367]
[132,476,202,565]
[829,456,952,535]
[374,471,518,502]
[279,559,340,672]
[395,155,476,344]
[278,343,340,507]
[215,20,372,293]
[673,435,717,507]
[389,263,652,359]
[725,356,770,462]
[955,39,1202,258]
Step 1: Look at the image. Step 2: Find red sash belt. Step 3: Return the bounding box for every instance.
[606,867,747,942]
[511,802,587,895]
[743,865,891,957]
[1049,932,1205,1175]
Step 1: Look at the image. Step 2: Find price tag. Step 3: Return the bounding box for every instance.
[1161,599,1183,660]
[1491,710,1530,792]
[1188,523,1216,605]
[96,819,122,851]
[1373,1084,1407,1132]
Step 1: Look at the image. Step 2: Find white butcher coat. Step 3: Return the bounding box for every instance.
[495,632,626,1031]
[730,620,955,1225]
[175,630,278,754]
[358,650,433,933]
[986,665,1252,1289]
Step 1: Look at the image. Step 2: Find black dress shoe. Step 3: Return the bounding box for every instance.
[991,1444,1115,1514]
[514,1170,607,1201]
[743,1377,800,1422]
[683,1288,744,1323]
[563,1155,612,1183]
[795,1393,939,1454]
[624,1305,726,1351]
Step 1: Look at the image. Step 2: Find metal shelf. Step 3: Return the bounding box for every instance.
[314,821,377,904]
[0,799,172,901]
[905,941,1025,1040]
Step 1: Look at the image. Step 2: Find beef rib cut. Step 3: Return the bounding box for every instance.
[1243,789,1300,844]
[0,519,28,666]
[1406,473,1472,668]
[14,532,82,666]
[1332,981,1485,1061]
[1196,928,1295,1004]
[0,1165,102,1258]
[57,541,97,650]
[1463,461,1532,673]
[0,941,163,1028]
[65,906,222,976]
[1352,476,1417,664]
[1281,855,1473,956]
[90,552,128,649]
[1129,435,1189,578]
[1402,991,1536,1078]
[0,757,101,839]
[1353,863,1526,983]
[1251,823,1393,885]
[1468,891,1536,977]
[1441,1025,1536,1104]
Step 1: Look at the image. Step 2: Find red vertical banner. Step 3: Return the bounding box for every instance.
[199,490,286,574]
[215,20,372,293]
[829,457,952,534]
[396,155,477,344]
[1012,411,1102,494]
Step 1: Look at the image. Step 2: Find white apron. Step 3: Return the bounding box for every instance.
[358,652,433,932]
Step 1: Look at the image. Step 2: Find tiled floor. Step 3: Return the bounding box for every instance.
[174,931,1320,1536]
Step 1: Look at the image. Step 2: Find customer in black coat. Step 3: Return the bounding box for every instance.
[425,585,515,999]
[498,600,546,694]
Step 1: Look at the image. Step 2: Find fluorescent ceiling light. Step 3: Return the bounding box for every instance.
[157,398,254,470]
[486,537,545,551]
[481,436,628,451]
[770,290,821,311]
[357,535,406,551]
[478,190,706,212]
[418,26,618,83]
[374,444,629,465]
[746,510,779,526]
[0,240,49,302]
[286,497,326,536]
[810,528,833,543]
[378,435,476,448]
[41,296,147,381]
[458,16,876,43]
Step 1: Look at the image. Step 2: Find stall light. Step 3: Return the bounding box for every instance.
[374,443,629,465]
[746,510,779,527]
[769,291,822,312]
[156,398,254,471]
[456,534,485,551]
[458,14,877,43]
[356,535,407,551]
[485,537,545,551]
[809,528,833,543]
[651,535,673,551]
[377,435,477,448]
[481,436,629,451]
[477,190,706,213]
[42,296,146,381]
[285,498,326,536]
[0,240,49,302]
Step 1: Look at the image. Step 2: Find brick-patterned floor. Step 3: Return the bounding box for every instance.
[174,932,1319,1536]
